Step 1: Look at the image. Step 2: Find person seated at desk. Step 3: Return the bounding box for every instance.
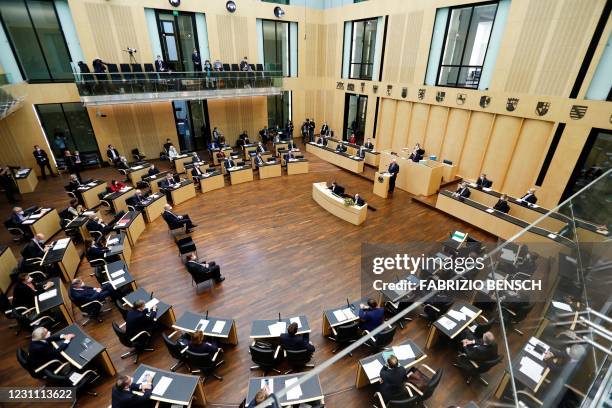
[254,153,265,167]
[190,151,201,163]
[315,135,326,145]
[109,179,126,193]
[493,194,510,213]
[116,156,129,170]
[167,143,179,160]
[86,214,113,237]
[13,272,54,308]
[86,239,111,261]
[239,131,250,145]
[185,253,225,283]
[126,299,157,340]
[476,173,492,189]
[408,144,424,162]
[0,166,19,204]
[348,133,357,144]
[224,157,237,171]
[126,189,147,210]
[287,139,297,151]
[163,138,173,154]
[147,164,160,177]
[283,149,296,163]
[328,181,345,196]
[21,233,49,260]
[364,138,374,150]
[259,126,269,144]
[162,204,197,232]
[335,143,347,153]
[29,327,75,371]
[67,199,85,218]
[247,387,270,408]
[353,193,366,206]
[519,188,538,205]
[378,355,410,402]
[67,174,81,192]
[112,374,153,408]
[191,164,206,179]
[358,298,385,332]
[159,173,180,190]
[70,277,118,304]
[107,144,121,165]
[256,141,266,154]
[453,182,471,199]
[9,206,32,236]
[187,330,220,354]
[280,322,315,353]
[543,344,586,374]
[459,331,498,361]
[321,121,329,136]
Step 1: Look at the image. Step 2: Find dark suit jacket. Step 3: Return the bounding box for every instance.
[117,161,129,170]
[33,149,49,164]
[12,281,42,308]
[476,177,492,188]
[493,199,510,213]
[9,212,25,226]
[69,285,103,306]
[388,163,400,175]
[254,156,264,166]
[224,159,236,170]
[86,245,108,260]
[111,383,153,408]
[186,260,212,283]
[154,60,166,72]
[379,365,409,402]
[335,145,347,153]
[125,309,156,339]
[359,307,385,332]
[147,167,160,176]
[159,178,176,190]
[465,341,498,362]
[191,167,204,177]
[456,187,471,198]
[67,180,81,191]
[354,196,366,206]
[162,211,183,229]
[321,125,329,135]
[188,341,218,354]
[409,152,423,162]
[107,148,120,161]
[86,219,105,233]
[28,335,68,369]
[256,145,266,153]
[521,193,537,204]
[21,239,45,260]
[192,52,201,66]
[280,333,314,352]
[364,142,374,149]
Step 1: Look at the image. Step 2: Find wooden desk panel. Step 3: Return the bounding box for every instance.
[0,247,17,293]
[29,210,61,241]
[258,164,282,179]
[287,160,309,175]
[373,172,390,198]
[58,240,80,282]
[229,168,254,185]
[306,143,364,174]
[16,170,38,193]
[144,195,167,223]
[378,151,444,196]
[200,174,225,193]
[170,183,196,206]
[126,213,145,246]
[173,156,192,173]
[312,182,367,225]
[364,151,380,167]
[81,183,107,209]
[127,166,151,184]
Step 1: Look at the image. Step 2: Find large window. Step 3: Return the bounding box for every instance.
[262,20,292,76]
[156,10,199,72]
[0,0,73,82]
[436,2,497,88]
[267,91,291,129]
[35,103,99,162]
[347,18,378,80]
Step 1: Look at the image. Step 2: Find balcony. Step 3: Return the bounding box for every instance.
[75,70,284,106]
[0,74,25,120]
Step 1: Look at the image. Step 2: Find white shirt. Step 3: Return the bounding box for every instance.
[168,146,178,159]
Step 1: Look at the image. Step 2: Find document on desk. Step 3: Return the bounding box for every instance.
[110,269,125,278]
[362,359,384,380]
[195,319,209,332]
[268,322,286,336]
[53,238,70,250]
[212,320,226,333]
[552,301,572,312]
[285,378,303,400]
[145,298,159,310]
[519,356,544,383]
[152,376,173,396]
[38,289,57,302]
[333,308,355,322]
[29,212,44,219]
[111,277,125,287]
[547,233,557,240]
[107,237,119,245]
[437,316,457,331]
[392,344,415,360]
[22,219,35,225]
[485,208,494,213]
[260,378,273,393]
[137,370,156,384]
[289,317,302,328]
[447,310,467,321]
[87,182,97,187]
[459,306,476,318]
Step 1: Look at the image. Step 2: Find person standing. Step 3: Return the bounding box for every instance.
[32,145,55,179]
[0,167,19,203]
[388,159,400,193]
[64,150,81,182]
[191,48,202,72]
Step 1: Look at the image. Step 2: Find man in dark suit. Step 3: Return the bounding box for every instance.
[520,188,538,205]
[378,355,409,402]
[21,234,48,260]
[154,55,167,72]
[185,253,225,283]
[308,120,316,142]
[494,194,511,213]
[9,206,31,236]
[32,145,55,179]
[111,374,153,408]
[0,166,19,204]
[29,327,75,369]
[364,138,374,150]
[224,157,237,171]
[301,119,310,143]
[254,154,265,167]
[67,174,81,192]
[388,159,400,193]
[191,48,202,71]
[64,151,81,181]
[86,239,110,261]
[280,322,314,353]
[107,144,120,164]
[159,173,179,191]
[321,121,329,136]
[358,299,385,332]
[287,139,297,150]
[127,189,147,209]
[69,278,117,305]
[162,204,197,232]
[125,299,157,340]
[86,214,112,237]
[476,173,492,189]
[335,143,347,153]
[354,193,366,206]
[315,135,325,145]
[12,272,54,308]
[191,165,205,179]
[256,142,266,153]
[146,164,160,177]
[460,331,498,362]
[116,157,129,170]
[162,139,173,154]
[239,56,250,71]
[329,181,345,196]
[454,182,471,199]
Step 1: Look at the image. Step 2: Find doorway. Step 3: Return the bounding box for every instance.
[343,93,368,143]
[156,10,199,72]
[172,100,211,152]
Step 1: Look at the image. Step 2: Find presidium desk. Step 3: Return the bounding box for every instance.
[306,142,365,173]
[312,182,367,225]
[378,150,444,196]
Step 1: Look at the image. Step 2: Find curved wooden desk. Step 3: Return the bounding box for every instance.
[312,182,367,225]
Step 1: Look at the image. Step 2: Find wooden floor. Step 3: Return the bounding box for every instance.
[0,148,517,408]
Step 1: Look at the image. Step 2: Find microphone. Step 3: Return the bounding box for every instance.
[205,310,209,319]
[278,312,281,322]
[150,291,154,300]
[346,298,351,308]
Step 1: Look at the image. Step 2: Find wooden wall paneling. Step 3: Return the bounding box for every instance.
[376,98,397,151]
[315,90,325,125]
[439,108,471,166]
[398,10,424,84]
[84,3,120,62]
[422,105,449,158]
[391,101,411,152]
[324,90,335,124]
[216,15,236,63]
[480,115,523,188]
[233,16,250,62]
[110,5,141,61]
[406,102,430,148]
[0,120,25,167]
[304,23,317,77]
[382,14,406,83]
[316,24,327,78]
[502,119,554,197]
[457,112,495,180]
[325,23,338,78]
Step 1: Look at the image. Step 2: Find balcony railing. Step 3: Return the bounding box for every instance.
[74,70,284,105]
[0,74,25,120]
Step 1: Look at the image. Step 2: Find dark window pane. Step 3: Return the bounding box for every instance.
[262,20,290,76]
[349,18,377,80]
[62,103,97,153]
[461,4,496,66]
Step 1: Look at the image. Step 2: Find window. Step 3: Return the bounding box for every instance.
[348,18,378,80]
[155,10,199,72]
[267,91,291,129]
[0,0,73,82]
[262,20,293,76]
[35,103,99,162]
[436,2,497,88]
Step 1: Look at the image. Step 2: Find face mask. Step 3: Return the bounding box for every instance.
[18,211,24,216]
[27,277,33,283]
[38,240,45,245]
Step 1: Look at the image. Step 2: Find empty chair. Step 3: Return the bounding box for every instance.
[119,63,133,81]
[455,354,502,385]
[131,148,146,161]
[176,236,197,259]
[364,325,397,353]
[384,300,414,329]
[72,298,111,326]
[327,320,360,356]
[223,63,231,71]
[185,349,224,382]
[255,63,264,71]
[107,64,122,82]
[249,343,282,375]
[162,332,188,372]
[502,302,534,335]
[284,348,315,374]
[419,295,453,325]
[4,219,28,242]
[112,321,154,364]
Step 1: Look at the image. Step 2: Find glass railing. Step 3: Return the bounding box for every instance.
[257,169,611,407]
[74,70,283,97]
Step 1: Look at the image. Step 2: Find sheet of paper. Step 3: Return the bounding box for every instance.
[22,219,35,225]
[110,270,124,278]
[392,344,415,360]
[196,319,209,332]
[459,306,476,318]
[486,208,494,213]
[552,301,572,312]
[152,376,173,396]
[107,237,119,245]
[260,378,273,394]
[437,316,457,330]
[285,378,303,400]
[53,238,70,250]
[112,277,125,286]
[145,298,159,310]
[289,316,302,328]
[29,213,43,219]
[150,175,157,179]
[212,320,226,333]
[343,308,356,320]
[547,233,557,239]
[447,310,467,321]
[38,289,57,302]
[137,370,156,384]
[483,187,492,192]
[87,182,97,187]
[69,372,84,385]
[362,359,384,380]
[519,356,544,383]
[268,322,286,336]
[333,310,347,322]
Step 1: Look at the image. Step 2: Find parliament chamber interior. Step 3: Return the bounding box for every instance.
[0,0,610,407]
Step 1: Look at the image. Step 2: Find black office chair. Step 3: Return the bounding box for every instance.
[327,320,360,356]
[405,365,444,405]
[4,219,28,242]
[455,354,502,386]
[112,321,154,364]
[43,366,99,398]
[284,348,315,374]
[72,298,111,326]
[176,236,197,259]
[114,299,129,320]
[364,325,397,353]
[373,392,419,408]
[131,148,146,161]
[162,332,188,372]
[17,347,68,381]
[249,343,282,375]
[419,299,453,326]
[384,300,414,329]
[502,302,534,335]
[12,306,58,335]
[185,349,224,382]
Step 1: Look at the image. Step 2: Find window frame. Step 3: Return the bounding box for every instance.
[154,9,200,72]
[261,19,294,77]
[0,0,75,83]
[348,17,378,81]
[435,0,498,89]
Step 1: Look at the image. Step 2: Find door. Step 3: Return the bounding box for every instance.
[172,100,211,151]
[343,93,368,143]
[156,10,199,72]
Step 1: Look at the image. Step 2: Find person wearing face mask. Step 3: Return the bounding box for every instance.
[154,55,167,72]
[12,272,54,308]
[9,206,31,236]
[203,59,213,88]
[28,327,75,372]
[21,233,50,260]
[112,374,153,408]
[0,166,20,204]
[67,174,81,192]
[32,145,55,179]
[192,48,202,72]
